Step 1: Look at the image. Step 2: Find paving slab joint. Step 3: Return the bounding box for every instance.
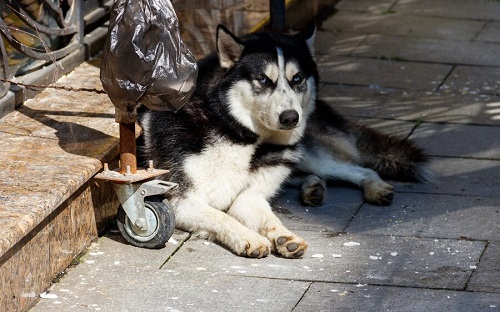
[159,233,192,269]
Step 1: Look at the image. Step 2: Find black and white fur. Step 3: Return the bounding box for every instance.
[138,25,433,258]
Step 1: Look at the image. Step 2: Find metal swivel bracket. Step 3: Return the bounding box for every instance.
[112,180,177,231]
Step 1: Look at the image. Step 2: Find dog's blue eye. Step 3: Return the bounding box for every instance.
[292,73,304,84]
[257,76,271,86]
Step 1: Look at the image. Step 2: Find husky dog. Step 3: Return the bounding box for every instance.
[138,25,432,258]
[139,25,316,258]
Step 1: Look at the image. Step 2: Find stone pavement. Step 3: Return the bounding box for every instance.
[32,0,500,311]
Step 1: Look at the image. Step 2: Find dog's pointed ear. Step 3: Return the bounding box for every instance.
[217,25,244,69]
[296,22,316,55]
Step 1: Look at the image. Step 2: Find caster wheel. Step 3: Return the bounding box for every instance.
[117,197,175,249]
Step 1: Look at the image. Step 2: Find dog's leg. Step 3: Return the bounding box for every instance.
[173,197,271,258]
[337,164,395,206]
[227,191,308,258]
[300,154,394,205]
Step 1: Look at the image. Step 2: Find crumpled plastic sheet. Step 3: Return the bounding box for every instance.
[100,0,197,114]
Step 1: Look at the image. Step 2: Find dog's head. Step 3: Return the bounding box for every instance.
[216,25,318,143]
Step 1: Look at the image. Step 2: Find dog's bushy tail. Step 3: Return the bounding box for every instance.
[356,125,435,183]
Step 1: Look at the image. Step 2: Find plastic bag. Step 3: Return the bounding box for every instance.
[100,0,197,118]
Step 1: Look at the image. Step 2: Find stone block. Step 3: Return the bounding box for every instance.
[31,232,309,312]
[316,55,451,91]
[322,10,484,40]
[272,185,363,232]
[444,66,500,96]
[314,31,366,56]
[165,232,484,290]
[476,22,500,43]
[351,35,500,66]
[295,282,500,311]
[395,0,500,21]
[395,157,500,198]
[320,84,500,126]
[348,193,500,241]
[410,123,500,159]
[468,241,500,293]
[336,0,396,14]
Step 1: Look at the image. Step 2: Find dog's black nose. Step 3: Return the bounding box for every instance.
[279,110,299,128]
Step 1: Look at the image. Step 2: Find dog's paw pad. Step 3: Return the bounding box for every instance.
[277,236,287,245]
[248,247,269,258]
[286,242,298,252]
[275,236,308,258]
[294,249,304,258]
[242,239,271,258]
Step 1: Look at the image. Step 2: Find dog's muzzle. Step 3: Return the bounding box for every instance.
[279,109,300,129]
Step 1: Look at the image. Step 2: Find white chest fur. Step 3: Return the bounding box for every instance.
[182,139,291,211]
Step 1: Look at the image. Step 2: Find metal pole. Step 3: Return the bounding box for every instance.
[269,0,286,32]
[119,122,137,174]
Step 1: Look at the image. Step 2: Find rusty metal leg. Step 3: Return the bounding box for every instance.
[119,122,137,174]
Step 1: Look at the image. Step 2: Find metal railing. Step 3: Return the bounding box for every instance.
[0,0,112,115]
[1,0,80,97]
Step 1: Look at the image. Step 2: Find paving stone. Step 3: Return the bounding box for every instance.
[351,34,500,66]
[41,275,308,312]
[319,84,500,125]
[336,0,396,14]
[78,230,190,269]
[294,282,500,312]
[468,241,500,293]
[349,117,427,140]
[357,118,500,159]
[272,185,363,232]
[322,10,485,40]
[395,157,500,198]
[32,235,309,312]
[314,31,366,56]
[394,0,500,21]
[316,55,451,91]
[444,66,500,96]
[347,193,500,241]
[409,123,500,159]
[476,22,500,43]
[165,232,484,290]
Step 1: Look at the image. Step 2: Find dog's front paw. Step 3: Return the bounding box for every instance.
[235,234,271,258]
[273,234,308,259]
[300,175,326,206]
[364,179,394,206]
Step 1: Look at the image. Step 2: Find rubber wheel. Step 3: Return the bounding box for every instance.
[116,197,175,249]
